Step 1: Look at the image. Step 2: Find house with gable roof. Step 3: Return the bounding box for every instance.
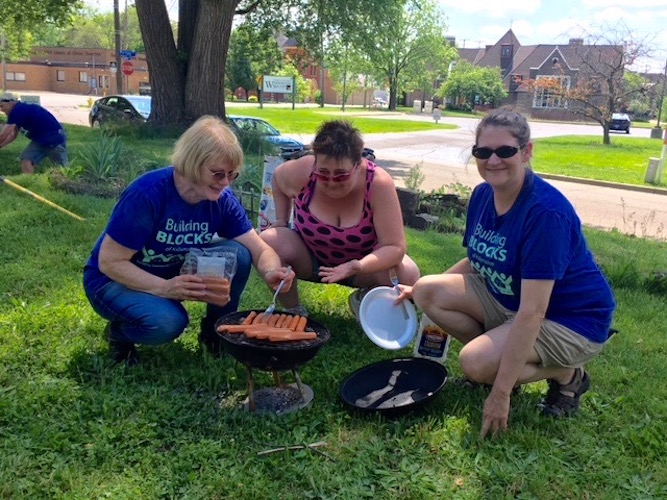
[457,29,625,121]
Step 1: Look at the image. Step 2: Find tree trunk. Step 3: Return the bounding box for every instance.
[136,0,185,125]
[184,0,238,120]
[178,0,199,56]
[388,74,398,111]
[603,124,611,145]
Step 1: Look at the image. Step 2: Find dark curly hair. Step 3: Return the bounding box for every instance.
[312,120,364,164]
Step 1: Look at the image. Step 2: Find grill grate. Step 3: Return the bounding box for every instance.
[243,383,314,415]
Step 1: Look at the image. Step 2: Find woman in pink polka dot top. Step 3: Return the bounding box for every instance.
[259,120,420,318]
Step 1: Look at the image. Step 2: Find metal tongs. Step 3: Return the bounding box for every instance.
[262,265,292,318]
[389,267,410,319]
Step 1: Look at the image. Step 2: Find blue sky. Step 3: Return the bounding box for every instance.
[89,0,666,73]
[437,0,667,72]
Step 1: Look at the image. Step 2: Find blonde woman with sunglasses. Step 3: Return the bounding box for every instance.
[395,108,616,437]
[260,119,420,318]
[83,116,293,365]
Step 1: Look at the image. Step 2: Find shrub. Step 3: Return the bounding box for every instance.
[405,163,426,192]
[248,95,258,102]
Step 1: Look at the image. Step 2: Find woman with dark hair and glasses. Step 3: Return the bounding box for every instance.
[260,119,420,318]
[83,116,293,365]
[396,108,616,437]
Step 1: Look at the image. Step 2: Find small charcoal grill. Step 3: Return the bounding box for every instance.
[214,310,331,414]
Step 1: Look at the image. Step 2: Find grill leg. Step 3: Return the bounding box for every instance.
[246,365,256,412]
[292,369,306,402]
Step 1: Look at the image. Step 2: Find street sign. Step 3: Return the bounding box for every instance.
[119,50,137,60]
[121,61,134,76]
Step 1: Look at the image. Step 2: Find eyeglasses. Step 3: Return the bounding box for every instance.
[202,166,240,182]
[313,161,359,183]
[471,144,526,160]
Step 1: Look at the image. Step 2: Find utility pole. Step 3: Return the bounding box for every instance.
[114,0,123,94]
[656,58,667,128]
[1,31,6,92]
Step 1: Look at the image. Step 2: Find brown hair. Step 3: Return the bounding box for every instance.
[475,107,531,146]
[312,120,364,164]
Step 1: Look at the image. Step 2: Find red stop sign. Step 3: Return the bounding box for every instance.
[121,61,134,76]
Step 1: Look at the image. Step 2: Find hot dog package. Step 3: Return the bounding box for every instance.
[179,247,237,280]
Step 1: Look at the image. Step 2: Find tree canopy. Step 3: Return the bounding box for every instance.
[438,60,507,111]
[0,0,81,61]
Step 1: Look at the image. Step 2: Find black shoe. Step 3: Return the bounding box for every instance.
[539,367,591,418]
[105,323,140,367]
[199,317,225,357]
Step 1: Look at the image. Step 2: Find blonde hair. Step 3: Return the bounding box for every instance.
[172,116,244,183]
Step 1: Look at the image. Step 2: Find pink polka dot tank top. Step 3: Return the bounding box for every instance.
[293,161,378,267]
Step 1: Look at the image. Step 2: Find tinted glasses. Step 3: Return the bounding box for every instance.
[313,161,359,182]
[202,166,240,182]
[472,144,525,160]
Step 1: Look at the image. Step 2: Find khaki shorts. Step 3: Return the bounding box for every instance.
[465,273,604,368]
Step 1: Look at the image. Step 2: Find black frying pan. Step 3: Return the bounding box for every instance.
[340,357,447,418]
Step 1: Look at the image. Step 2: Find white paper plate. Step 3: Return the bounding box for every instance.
[359,286,418,350]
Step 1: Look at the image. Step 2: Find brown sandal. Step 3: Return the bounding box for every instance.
[540,367,590,418]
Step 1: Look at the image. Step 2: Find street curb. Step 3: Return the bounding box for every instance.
[536,172,667,196]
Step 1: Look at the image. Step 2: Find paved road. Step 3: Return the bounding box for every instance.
[24,91,667,239]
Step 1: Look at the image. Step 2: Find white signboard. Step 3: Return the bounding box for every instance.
[262,75,294,94]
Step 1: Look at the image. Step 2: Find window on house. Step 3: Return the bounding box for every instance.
[532,75,570,108]
[57,70,65,82]
[5,72,26,81]
[79,72,88,83]
[501,45,511,57]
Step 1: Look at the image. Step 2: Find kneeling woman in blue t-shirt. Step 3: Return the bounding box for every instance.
[83,116,294,365]
[398,108,616,437]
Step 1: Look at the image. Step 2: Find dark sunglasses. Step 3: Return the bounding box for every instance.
[472,144,525,160]
[203,166,240,181]
[313,161,359,183]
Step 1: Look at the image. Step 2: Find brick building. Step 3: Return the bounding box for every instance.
[3,47,150,96]
[458,30,623,120]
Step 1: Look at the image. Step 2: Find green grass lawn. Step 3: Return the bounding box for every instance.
[0,177,665,498]
[2,109,665,187]
[533,136,666,187]
[226,106,457,134]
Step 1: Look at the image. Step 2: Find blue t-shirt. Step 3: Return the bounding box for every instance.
[8,102,66,147]
[463,170,616,343]
[84,167,253,291]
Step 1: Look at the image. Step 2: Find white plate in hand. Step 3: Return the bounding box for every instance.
[359,286,418,350]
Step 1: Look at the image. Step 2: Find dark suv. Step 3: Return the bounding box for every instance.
[610,113,631,134]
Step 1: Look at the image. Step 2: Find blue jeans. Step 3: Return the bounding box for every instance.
[84,240,252,345]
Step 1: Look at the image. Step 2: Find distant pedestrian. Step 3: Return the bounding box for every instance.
[0,92,68,174]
